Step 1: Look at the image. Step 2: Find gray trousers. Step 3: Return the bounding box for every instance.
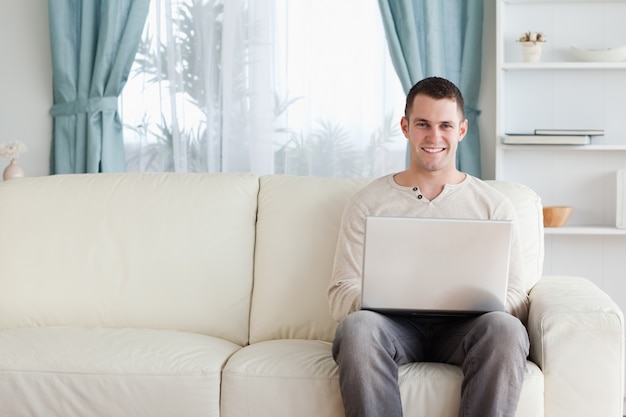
[332,310,530,417]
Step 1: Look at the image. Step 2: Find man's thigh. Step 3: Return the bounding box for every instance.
[334,310,430,365]
[427,312,527,365]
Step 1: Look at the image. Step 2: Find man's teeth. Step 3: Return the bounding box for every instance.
[423,147,444,153]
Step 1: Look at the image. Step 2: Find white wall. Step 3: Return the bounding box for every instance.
[0,0,498,180]
[0,0,52,177]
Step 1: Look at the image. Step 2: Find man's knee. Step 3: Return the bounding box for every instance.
[335,311,384,348]
[471,312,529,356]
[333,310,393,361]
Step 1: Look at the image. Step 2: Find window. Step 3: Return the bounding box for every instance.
[121,0,406,177]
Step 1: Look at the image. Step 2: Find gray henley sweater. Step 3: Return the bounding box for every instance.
[327,174,529,324]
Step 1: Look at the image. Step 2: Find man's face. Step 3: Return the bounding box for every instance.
[400,94,468,174]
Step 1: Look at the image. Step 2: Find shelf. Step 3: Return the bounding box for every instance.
[544,226,626,236]
[502,62,626,71]
[499,144,626,151]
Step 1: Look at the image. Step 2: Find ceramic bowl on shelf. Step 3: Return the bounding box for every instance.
[570,45,626,62]
[543,206,574,228]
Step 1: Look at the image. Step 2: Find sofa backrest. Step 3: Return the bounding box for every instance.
[249,175,373,344]
[250,176,544,343]
[0,172,258,346]
[485,180,545,290]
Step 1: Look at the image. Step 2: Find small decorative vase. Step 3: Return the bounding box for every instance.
[520,41,544,63]
[3,159,24,181]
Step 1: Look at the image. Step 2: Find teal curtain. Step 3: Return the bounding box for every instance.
[377,0,484,177]
[48,0,150,174]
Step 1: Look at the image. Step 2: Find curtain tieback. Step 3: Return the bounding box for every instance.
[49,96,118,116]
[465,106,481,117]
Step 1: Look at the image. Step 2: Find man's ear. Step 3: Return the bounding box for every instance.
[401,116,409,138]
[458,119,468,142]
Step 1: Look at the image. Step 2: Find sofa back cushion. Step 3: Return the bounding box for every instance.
[250,175,373,343]
[485,180,544,290]
[0,172,258,346]
[251,176,544,343]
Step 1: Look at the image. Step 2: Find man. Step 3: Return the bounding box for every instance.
[328,76,529,417]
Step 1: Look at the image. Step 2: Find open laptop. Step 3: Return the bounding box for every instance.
[360,216,513,315]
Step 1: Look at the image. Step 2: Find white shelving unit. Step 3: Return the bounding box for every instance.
[496,0,626,402]
[496,0,626,231]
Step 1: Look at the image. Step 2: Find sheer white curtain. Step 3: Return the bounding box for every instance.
[121,0,405,177]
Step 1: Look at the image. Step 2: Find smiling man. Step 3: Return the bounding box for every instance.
[394,83,468,199]
[328,77,530,417]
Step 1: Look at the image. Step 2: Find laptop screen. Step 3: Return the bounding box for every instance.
[361,216,513,315]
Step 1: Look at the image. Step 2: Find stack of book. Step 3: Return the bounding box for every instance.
[503,129,604,145]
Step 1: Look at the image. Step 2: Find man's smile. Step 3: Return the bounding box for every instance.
[422,147,445,153]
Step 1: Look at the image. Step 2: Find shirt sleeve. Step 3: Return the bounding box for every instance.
[327,198,366,322]
[498,201,530,325]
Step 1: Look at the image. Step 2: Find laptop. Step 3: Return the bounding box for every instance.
[360,216,513,315]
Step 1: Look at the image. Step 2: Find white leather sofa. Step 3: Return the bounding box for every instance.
[0,172,622,417]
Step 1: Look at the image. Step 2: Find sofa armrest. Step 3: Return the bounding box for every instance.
[528,275,624,417]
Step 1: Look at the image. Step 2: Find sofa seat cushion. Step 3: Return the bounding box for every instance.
[221,339,344,417]
[399,361,544,417]
[0,327,241,417]
[221,339,544,417]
